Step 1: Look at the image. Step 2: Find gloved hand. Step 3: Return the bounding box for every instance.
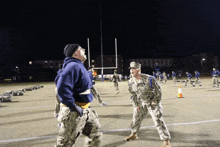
[70,104,83,117]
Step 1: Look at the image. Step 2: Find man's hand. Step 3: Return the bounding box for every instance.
[70,104,83,117]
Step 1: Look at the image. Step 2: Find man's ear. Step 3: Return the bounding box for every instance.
[138,68,141,74]
[72,51,77,57]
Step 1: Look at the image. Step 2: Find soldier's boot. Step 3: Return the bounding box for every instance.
[161,140,171,147]
[124,132,138,141]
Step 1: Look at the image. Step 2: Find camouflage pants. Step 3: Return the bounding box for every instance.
[91,86,103,104]
[130,102,171,141]
[163,76,167,83]
[113,82,119,90]
[212,77,219,87]
[172,77,177,84]
[185,78,194,86]
[55,105,102,147]
[194,77,202,86]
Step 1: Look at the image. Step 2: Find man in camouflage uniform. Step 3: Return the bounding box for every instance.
[112,69,120,94]
[172,71,177,84]
[162,71,167,83]
[211,68,219,88]
[55,44,102,147]
[125,61,171,147]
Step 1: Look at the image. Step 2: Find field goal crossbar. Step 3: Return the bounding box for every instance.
[87,38,118,82]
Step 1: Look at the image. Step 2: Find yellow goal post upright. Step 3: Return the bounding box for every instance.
[87,38,118,82]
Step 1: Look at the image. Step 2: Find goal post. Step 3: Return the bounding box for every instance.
[87,38,118,82]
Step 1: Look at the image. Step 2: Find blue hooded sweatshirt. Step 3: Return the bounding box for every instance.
[55,57,93,108]
[187,73,192,79]
[211,70,219,77]
[195,72,200,78]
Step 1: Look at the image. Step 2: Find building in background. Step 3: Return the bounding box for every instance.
[123,58,173,76]
[94,55,123,75]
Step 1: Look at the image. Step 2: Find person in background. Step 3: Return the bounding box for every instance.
[178,73,182,79]
[211,68,219,88]
[172,71,177,84]
[112,69,120,94]
[88,66,108,107]
[153,71,157,78]
[194,71,202,86]
[185,72,194,87]
[163,71,167,83]
[159,72,164,84]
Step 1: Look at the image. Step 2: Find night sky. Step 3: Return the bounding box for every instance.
[1,0,220,66]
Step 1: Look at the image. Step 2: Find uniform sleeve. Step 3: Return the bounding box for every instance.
[57,64,79,108]
[128,79,136,95]
[151,78,162,103]
[128,80,141,106]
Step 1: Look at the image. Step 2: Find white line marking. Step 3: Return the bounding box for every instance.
[1,119,220,143]
[0,136,55,143]
[0,106,53,110]
[102,119,220,133]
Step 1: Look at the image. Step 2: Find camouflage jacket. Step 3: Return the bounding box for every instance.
[112,74,120,83]
[128,74,162,107]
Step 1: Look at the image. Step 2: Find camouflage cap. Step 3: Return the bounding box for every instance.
[128,61,141,69]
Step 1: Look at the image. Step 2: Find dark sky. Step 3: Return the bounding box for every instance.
[1,0,220,66]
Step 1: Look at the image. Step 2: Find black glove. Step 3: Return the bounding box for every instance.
[70,104,83,117]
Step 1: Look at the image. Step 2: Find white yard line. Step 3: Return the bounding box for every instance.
[1,119,220,143]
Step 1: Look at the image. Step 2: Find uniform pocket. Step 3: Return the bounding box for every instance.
[58,106,71,122]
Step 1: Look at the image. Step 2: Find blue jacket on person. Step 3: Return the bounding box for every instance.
[55,57,93,108]
[212,70,219,77]
[187,73,192,79]
[153,72,157,78]
[195,72,200,78]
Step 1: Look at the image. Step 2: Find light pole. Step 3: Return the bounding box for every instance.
[201,58,206,72]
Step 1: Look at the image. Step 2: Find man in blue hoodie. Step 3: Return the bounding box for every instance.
[54,44,102,147]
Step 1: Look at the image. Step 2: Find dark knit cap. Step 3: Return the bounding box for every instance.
[63,44,79,57]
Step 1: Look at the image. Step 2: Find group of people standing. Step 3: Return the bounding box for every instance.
[53,44,171,147]
[171,68,220,88]
[153,71,168,84]
[171,71,202,87]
